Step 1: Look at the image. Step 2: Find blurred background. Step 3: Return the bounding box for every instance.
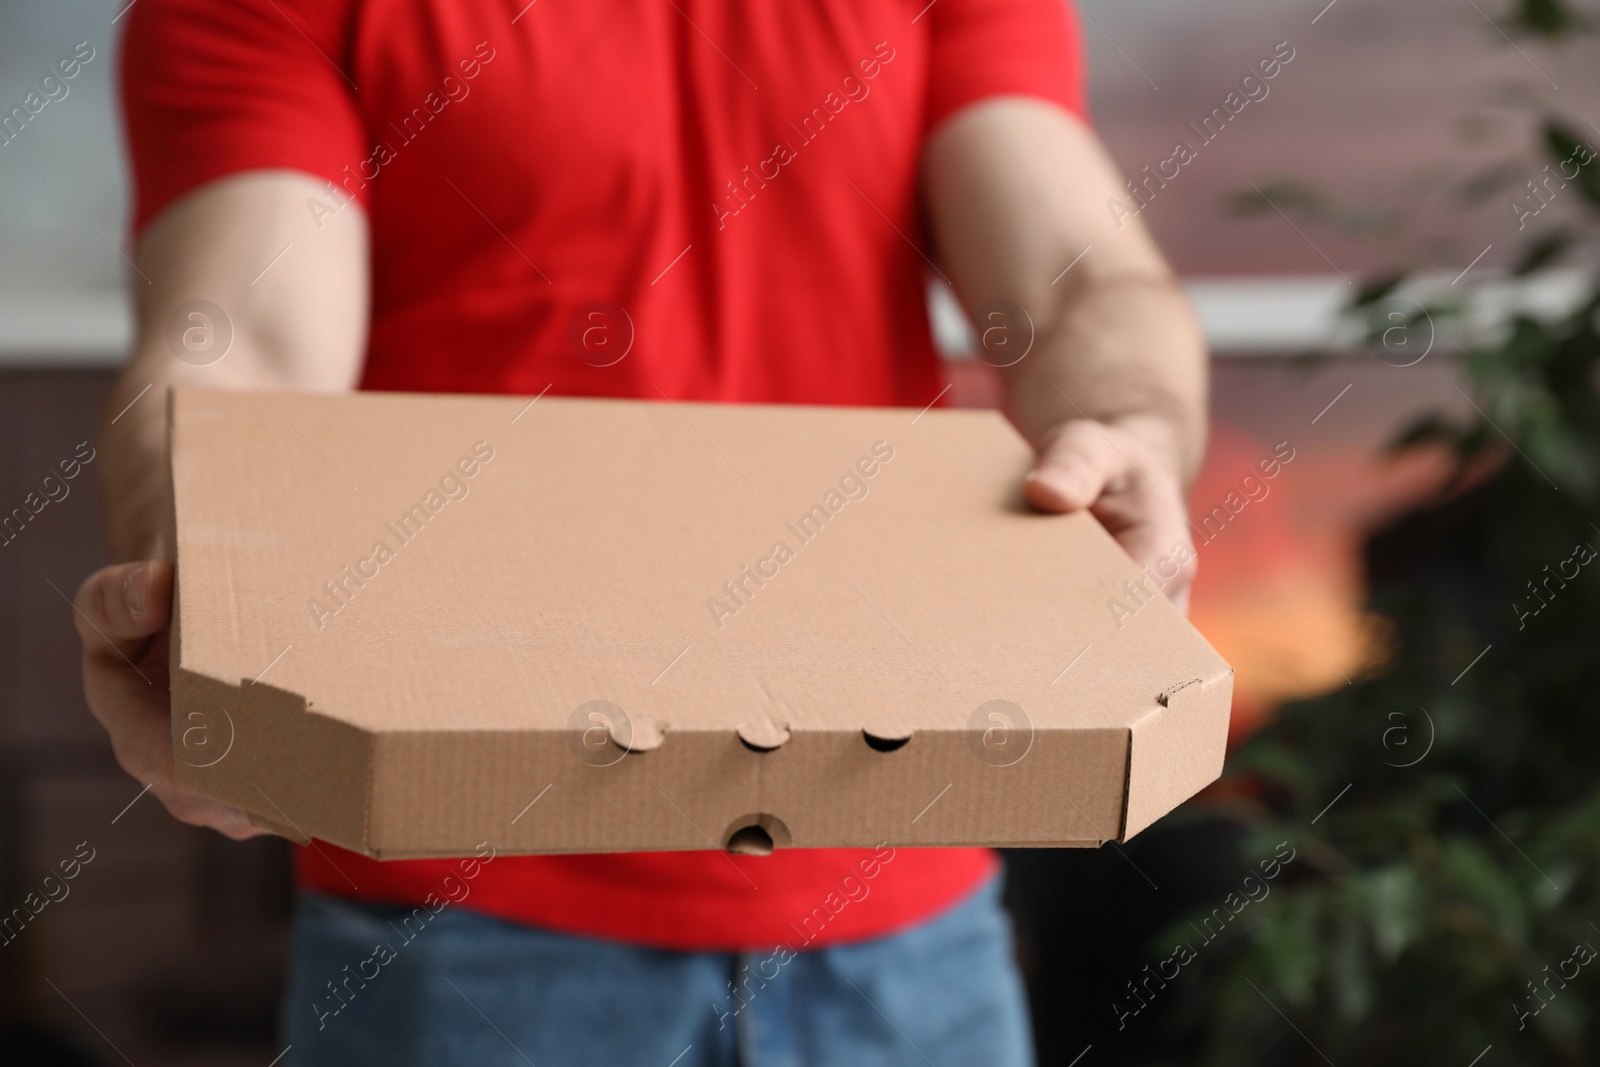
[4,0,1598,1064]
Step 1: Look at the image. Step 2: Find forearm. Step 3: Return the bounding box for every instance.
[97,171,369,562]
[923,98,1210,484]
[1002,272,1208,486]
[98,341,279,561]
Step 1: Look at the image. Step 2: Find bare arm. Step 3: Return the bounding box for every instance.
[923,98,1208,605]
[79,171,368,837]
[102,170,369,558]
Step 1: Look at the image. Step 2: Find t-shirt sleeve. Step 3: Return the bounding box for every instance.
[923,0,1087,131]
[120,0,367,237]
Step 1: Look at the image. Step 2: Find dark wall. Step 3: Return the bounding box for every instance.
[1,369,290,1067]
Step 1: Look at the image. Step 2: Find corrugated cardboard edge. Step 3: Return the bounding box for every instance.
[167,391,373,851]
[169,664,374,849]
[366,840,1114,861]
[354,720,1132,858]
[1119,668,1235,841]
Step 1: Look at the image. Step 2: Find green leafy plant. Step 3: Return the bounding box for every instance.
[1169,4,1600,1064]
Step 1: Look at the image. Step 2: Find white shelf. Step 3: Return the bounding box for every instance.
[4,273,1588,368]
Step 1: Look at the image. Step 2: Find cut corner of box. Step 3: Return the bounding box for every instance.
[170,660,376,855]
[1118,666,1235,843]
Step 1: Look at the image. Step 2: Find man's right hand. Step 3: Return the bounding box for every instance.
[75,559,264,840]
[86,171,369,840]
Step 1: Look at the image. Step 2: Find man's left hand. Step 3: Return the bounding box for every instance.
[1022,417,1197,613]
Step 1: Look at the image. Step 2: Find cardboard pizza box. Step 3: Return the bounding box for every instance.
[167,388,1231,858]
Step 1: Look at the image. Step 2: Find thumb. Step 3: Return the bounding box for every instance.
[74,559,173,660]
[1022,421,1129,513]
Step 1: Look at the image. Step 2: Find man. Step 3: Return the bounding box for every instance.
[76,0,1205,1062]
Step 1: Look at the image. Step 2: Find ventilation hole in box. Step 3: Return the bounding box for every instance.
[862,730,911,753]
[723,813,791,855]
[726,824,774,856]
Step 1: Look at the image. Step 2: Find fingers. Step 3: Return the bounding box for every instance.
[77,561,174,780]
[73,559,173,665]
[150,780,270,841]
[1140,538,1198,615]
[1024,420,1137,513]
[1103,500,1200,615]
[100,696,269,841]
[74,559,266,840]
[1023,418,1199,614]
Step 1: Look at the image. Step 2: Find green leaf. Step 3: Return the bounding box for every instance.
[1225,180,1320,218]
[1506,0,1588,38]
[1386,414,1461,455]
[1544,123,1600,210]
[1441,839,1529,947]
[1349,272,1406,309]
[1255,899,1324,1005]
[1511,231,1573,274]
[1361,866,1424,961]
[1328,904,1372,1021]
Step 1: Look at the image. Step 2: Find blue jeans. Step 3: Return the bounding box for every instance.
[280,873,1033,1066]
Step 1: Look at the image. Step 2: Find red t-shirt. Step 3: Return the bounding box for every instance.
[122,0,1084,951]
